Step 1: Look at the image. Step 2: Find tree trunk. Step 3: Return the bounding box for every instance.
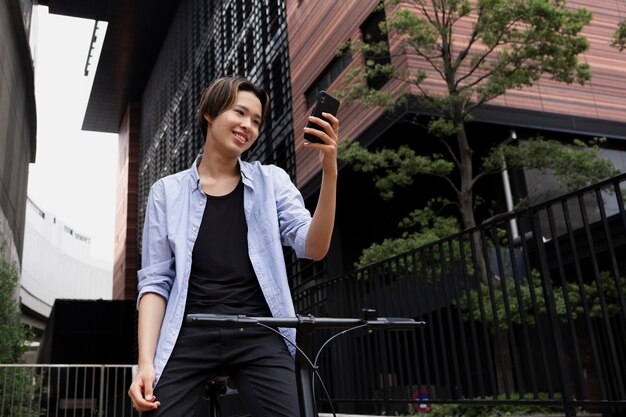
[455,122,516,393]
[455,122,476,230]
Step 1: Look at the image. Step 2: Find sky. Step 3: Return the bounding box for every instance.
[28,7,117,263]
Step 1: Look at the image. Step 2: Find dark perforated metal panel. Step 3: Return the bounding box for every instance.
[137,0,294,252]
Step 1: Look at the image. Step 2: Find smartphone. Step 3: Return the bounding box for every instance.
[304,90,340,143]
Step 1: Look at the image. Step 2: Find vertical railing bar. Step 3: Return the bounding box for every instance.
[505,217,537,397]
[546,202,587,399]
[9,367,16,417]
[606,177,626,233]
[434,243,452,397]
[481,225,510,397]
[394,252,411,395]
[81,367,87,417]
[597,184,626,324]
[99,365,105,417]
[579,192,622,401]
[72,365,78,417]
[418,248,434,399]
[448,237,473,400]
[0,367,5,415]
[406,251,423,394]
[593,188,626,398]
[55,367,60,417]
[46,366,52,417]
[363,266,375,402]
[113,367,119,417]
[357,269,369,402]
[377,262,392,413]
[28,367,36,417]
[91,366,97,417]
[410,250,427,400]
[561,198,607,400]
[519,212,555,397]
[458,234,482,398]
[468,229,497,397]
[63,365,70,417]
[441,239,462,399]
[24,366,31,416]
[426,246,443,397]
[491,224,521,397]
[528,206,575,416]
[358,314,369,402]
[37,366,45,417]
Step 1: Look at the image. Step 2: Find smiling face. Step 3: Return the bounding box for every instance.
[203,90,263,158]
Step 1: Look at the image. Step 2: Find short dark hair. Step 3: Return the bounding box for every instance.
[197,76,269,135]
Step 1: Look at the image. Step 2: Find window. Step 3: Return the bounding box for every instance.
[304,52,352,108]
[360,5,391,90]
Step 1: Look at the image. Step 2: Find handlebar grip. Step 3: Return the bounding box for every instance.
[366,317,426,330]
[185,314,258,327]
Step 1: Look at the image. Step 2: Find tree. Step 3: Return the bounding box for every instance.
[611,19,626,51]
[0,257,31,363]
[340,0,594,232]
[0,255,38,416]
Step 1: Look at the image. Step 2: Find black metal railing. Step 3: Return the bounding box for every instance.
[293,173,626,416]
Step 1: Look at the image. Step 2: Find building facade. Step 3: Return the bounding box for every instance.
[286,0,626,276]
[0,0,37,266]
[20,198,112,331]
[41,0,626,296]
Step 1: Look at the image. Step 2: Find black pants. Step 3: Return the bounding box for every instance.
[145,325,299,417]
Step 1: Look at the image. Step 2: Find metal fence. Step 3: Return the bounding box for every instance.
[0,364,251,417]
[293,173,626,416]
[3,175,625,417]
[0,365,139,417]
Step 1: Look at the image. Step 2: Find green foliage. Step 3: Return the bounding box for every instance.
[339,142,455,201]
[355,199,461,268]
[611,19,626,51]
[483,137,621,193]
[0,257,39,416]
[339,0,597,237]
[455,269,626,330]
[423,393,564,417]
[0,258,32,363]
[0,367,43,417]
[345,0,592,121]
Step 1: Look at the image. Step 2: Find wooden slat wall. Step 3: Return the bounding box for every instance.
[113,103,139,301]
[287,0,381,187]
[286,0,626,188]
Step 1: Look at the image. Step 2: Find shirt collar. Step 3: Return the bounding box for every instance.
[189,154,253,192]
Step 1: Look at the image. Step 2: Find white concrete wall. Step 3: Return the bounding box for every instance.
[20,198,112,321]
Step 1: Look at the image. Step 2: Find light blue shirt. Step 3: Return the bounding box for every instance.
[137,155,312,385]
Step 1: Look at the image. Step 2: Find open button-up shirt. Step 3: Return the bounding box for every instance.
[137,156,312,385]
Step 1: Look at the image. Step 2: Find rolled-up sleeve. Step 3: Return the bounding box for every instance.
[137,181,175,309]
[273,167,312,259]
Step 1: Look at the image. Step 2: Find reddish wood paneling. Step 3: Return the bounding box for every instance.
[287,0,626,188]
[113,102,139,301]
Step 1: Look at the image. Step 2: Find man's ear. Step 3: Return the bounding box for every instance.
[203,114,212,125]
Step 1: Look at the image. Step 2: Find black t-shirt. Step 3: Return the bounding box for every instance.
[185,179,271,316]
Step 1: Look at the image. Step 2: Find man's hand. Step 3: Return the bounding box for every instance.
[128,364,161,412]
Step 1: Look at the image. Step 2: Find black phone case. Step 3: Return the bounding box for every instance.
[304,91,340,143]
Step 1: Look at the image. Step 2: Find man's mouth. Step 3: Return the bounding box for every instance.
[233,132,248,143]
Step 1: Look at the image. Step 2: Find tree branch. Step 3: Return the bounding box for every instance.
[471,168,500,189]
[453,8,484,69]
[438,136,461,168]
[454,18,520,89]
